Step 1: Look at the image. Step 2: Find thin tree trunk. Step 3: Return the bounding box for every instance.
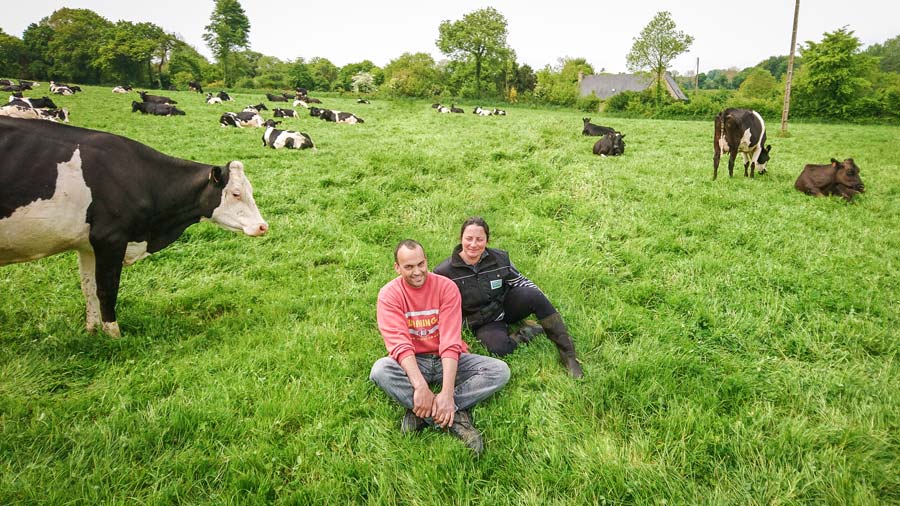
[781,0,800,135]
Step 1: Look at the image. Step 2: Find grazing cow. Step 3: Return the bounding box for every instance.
[473,106,492,116]
[492,108,507,116]
[273,108,299,118]
[266,93,289,102]
[713,108,772,179]
[139,91,177,105]
[794,158,865,202]
[309,107,364,124]
[593,132,626,156]
[217,91,233,101]
[357,98,370,104]
[188,81,203,93]
[132,101,186,116]
[450,104,464,113]
[262,125,316,150]
[205,93,222,104]
[219,111,265,128]
[0,116,268,337]
[582,118,616,136]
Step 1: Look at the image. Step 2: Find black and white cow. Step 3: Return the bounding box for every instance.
[473,106,492,116]
[0,117,268,337]
[19,80,39,89]
[219,111,265,128]
[266,93,288,102]
[112,86,132,94]
[188,81,203,93]
[244,103,269,112]
[9,96,58,109]
[0,105,69,123]
[205,93,222,104]
[434,104,451,114]
[132,101,185,116]
[309,107,364,124]
[50,81,75,95]
[293,99,309,109]
[592,132,626,156]
[492,108,507,116]
[217,91,233,101]
[357,98,370,104]
[273,108,299,118]
[713,108,772,179]
[582,118,616,136]
[139,91,177,105]
[262,125,316,150]
[450,104,464,113]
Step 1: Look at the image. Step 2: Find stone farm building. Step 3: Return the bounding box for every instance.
[578,72,689,101]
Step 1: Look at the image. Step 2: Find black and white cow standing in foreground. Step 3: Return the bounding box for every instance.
[262,124,316,150]
[713,108,772,179]
[0,117,269,337]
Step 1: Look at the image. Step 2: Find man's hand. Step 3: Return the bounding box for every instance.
[412,385,436,419]
[432,389,455,428]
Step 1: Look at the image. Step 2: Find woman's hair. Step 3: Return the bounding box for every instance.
[459,216,490,241]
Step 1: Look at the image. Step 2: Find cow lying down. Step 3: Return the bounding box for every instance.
[592,132,626,156]
[309,107,364,124]
[0,104,69,122]
[795,158,865,202]
[132,101,185,116]
[0,116,268,337]
[262,124,315,150]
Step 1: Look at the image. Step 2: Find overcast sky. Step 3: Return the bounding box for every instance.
[2,1,897,75]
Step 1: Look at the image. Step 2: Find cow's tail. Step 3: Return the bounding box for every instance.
[713,112,723,172]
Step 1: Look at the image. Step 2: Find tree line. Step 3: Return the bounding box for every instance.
[0,4,898,121]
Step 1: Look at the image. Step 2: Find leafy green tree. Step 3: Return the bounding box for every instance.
[436,7,512,97]
[0,29,26,78]
[865,34,900,73]
[307,57,339,91]
[626,11,694,105]
[22,23,55,80]
[351,72,377,94]
[44,8,112,83]
[167,40,209,82]
[337,60,382,91]
[793,27,879,118]
[203,0,251,86]
[534,57,594,106]
[289,58,314,90]
[96,21,166,86]
[514,63,536,93]
[738,67,778,98]
[756,55,796,80]
[383,52,438,97]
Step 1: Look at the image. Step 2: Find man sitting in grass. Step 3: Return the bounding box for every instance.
[370,239,510,455]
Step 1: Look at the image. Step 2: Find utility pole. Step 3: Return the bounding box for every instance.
[695,57,700,94]
[781,0,800,135]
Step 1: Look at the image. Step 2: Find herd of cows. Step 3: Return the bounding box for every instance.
[0,78,869,338]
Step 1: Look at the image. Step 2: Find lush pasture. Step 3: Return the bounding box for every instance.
[1,85,899,505]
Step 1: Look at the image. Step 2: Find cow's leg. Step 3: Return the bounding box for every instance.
[742,152,751,177]
[76,249,101,333]
[728,151,738,177]
[92,242,127,338]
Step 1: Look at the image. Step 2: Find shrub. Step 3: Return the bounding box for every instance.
[576,93,601,112]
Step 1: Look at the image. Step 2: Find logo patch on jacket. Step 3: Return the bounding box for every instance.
[490,279,502,290]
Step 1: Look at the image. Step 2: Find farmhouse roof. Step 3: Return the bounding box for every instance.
[578,72,688,101]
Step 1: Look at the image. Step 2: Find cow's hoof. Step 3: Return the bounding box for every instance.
[102,321,121,338]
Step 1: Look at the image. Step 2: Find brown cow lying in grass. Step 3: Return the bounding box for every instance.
[795,158,865,202]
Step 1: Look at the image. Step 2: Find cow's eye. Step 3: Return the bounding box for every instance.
[232,190,242,199]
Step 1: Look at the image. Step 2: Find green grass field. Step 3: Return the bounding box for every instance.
[1,85,899,505]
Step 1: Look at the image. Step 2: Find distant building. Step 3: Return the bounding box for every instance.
[578,72,688,101]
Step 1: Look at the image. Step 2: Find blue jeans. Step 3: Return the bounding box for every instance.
[369,353,510,412]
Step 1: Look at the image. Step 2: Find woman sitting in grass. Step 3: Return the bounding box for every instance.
[433,217,584,378]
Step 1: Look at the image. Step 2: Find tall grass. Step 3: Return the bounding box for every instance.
[1,85,899,505]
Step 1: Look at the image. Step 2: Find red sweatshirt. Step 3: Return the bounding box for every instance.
[377,272,467,363]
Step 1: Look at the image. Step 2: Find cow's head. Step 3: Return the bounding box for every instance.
[263,119,281,128]
[833,158,865,192]
[207,161,268,237]
[131,101,143,113]
[309,107,322,117]
[756,144,772,174]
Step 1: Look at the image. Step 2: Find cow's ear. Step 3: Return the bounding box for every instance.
[210,167,223,185]
[831,158,840,167]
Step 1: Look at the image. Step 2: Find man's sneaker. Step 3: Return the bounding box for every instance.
[401,409,426,434]
[448,409,483,455]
